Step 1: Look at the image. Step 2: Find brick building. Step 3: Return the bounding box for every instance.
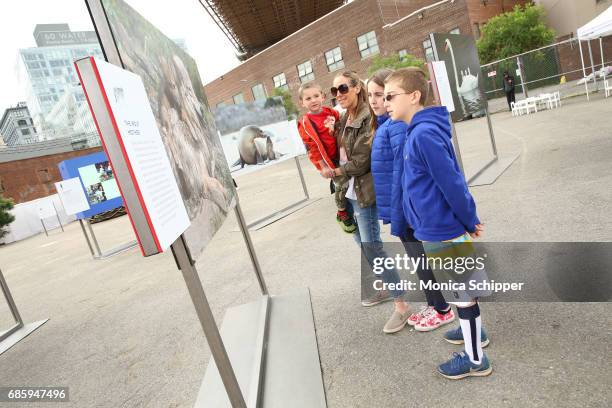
[204,0,528,109]
[0,139,101,203]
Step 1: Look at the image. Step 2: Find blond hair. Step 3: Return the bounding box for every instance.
[298,82,323,100]
[384,67,429,105]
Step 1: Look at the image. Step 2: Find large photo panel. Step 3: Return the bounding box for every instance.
[431,33,487,123]
[96,0,236,258]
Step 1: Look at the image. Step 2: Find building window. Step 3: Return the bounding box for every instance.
[17,119,27,126]
[423,38,434,62]
[233,92,245,104]
[273,73,288,90]
[21,128,31,136]
[357,31,379,58]
[216,102,226,109]
[297,60,315,83]
[325,47,345,72]
[399,49,408,61]
[251,83,267,101]
[449,28,460,35]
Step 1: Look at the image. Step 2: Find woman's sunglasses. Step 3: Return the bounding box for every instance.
[330,84,350,97]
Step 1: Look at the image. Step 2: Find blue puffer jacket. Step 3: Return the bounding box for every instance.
[371,114,409,237]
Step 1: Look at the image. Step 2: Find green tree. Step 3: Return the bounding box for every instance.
[271,87,299,119]
[367,53,425,76]
[0,195,15,239]
[477,3,555,64]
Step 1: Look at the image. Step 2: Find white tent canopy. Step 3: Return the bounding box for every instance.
[577,5,612,40]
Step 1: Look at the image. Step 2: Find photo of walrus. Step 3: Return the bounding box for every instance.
[101,0,236,258]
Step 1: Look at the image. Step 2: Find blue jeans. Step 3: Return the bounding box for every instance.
[346,198,404,299]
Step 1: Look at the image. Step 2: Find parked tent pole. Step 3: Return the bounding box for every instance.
[578,39,590,100]
[600,37,606,82]
[588,39,597,90]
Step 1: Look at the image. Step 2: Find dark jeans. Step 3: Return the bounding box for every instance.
[400,227,449,311]
[506,90,516,110]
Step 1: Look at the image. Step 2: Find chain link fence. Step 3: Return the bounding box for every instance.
[480,35,612,113]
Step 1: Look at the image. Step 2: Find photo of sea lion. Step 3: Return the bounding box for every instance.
[213,99,306,175]
[233,125,282,168]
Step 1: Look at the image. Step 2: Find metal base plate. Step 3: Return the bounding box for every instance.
[94,240,138,259]
[0,319,48,356]
[469,154,520,187]
[196,288,326,408]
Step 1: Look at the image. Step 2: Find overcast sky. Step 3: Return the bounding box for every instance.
[0,0,240,112]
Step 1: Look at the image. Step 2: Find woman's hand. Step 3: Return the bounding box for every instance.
[469,224,484,239]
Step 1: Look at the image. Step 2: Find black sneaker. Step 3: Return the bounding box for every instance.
[336,211,356,233]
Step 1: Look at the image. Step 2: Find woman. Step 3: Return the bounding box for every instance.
[325,70,411,334]
[367,68,455,333]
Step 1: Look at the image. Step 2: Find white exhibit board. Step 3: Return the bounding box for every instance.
[36,200,57,220]
[78,58,190,253]
[431,61,456,113]
[55,177,91,216]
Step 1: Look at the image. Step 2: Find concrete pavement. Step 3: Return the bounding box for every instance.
[0,95,610,407]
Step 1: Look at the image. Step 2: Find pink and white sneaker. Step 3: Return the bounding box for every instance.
[415,309,456,332]
[407,306,435,326]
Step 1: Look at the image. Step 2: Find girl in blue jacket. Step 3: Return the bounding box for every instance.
[368,69,453,333]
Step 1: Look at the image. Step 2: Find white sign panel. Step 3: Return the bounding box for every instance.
[55,177,91,215]
[93,60,190,252]
[36,200,57,219]
[487,71,497,78]
[431,61,455,113]
[516,69,522,77]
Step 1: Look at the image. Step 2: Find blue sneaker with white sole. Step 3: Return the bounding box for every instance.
[437,351,492,380]
[443,326,489,347]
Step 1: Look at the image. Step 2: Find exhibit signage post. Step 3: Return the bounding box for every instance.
[75,51,248,407]
[0,268,48,355]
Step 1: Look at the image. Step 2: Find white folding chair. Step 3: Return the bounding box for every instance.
[553,91,561,107]
[511,101,519,116]
[525,99,538,114]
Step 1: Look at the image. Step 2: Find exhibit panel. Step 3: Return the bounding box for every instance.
[58,151,123,220]
[98,0,237,259]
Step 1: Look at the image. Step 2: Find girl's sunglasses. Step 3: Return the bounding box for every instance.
[330,84,350,97]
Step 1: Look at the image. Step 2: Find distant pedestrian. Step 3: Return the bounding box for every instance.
[503,71,516,111]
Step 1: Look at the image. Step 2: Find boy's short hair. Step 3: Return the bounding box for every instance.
[298,82,323,100]
[384,67,429,105]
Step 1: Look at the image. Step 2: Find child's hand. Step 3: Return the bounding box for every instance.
[320,167,334,178]
[469,224,484,239]
[324,116,335,133]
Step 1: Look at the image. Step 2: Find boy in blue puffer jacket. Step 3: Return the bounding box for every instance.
[384,67,491,380]
[368,69,454,332]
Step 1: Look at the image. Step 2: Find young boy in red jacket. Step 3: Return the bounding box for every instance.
[297,82,356,233]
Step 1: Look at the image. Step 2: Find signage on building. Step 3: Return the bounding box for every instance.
[487,71,497,78]
[36,30,99,47]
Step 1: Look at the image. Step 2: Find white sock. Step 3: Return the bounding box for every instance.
[459,315,483,364]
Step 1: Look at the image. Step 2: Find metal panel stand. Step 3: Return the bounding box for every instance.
[0,269,48,356]
[245,157,319,231]
[80,218,138,260]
